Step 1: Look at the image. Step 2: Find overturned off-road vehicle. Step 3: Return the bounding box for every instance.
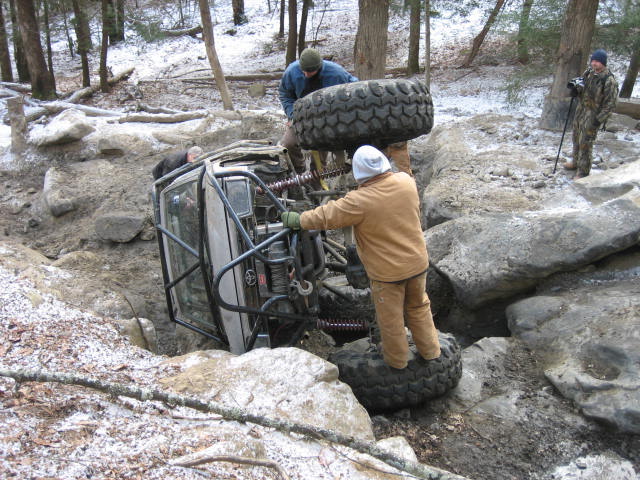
[152,79,462,411]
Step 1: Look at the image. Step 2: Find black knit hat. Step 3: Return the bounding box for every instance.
[590,49,607,66]
[299,48,323,72]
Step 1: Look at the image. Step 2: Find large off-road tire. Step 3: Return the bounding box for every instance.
[292,78,434,151]
[329,332,462,412]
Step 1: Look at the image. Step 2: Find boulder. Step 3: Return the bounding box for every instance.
[506,279,640,434]
[94,211,146,243]
[29,109,95,146]
[160,347,375,441]
[425,188,640,309]
[43,166,77,217]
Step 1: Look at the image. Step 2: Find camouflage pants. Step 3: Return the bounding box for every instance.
[572,109,598,176]
[370,272,441,369]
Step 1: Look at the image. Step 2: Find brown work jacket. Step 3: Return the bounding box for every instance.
[300,171,428,282]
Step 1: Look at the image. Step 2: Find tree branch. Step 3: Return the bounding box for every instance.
[0,368,467,480]
[172,454,291,480]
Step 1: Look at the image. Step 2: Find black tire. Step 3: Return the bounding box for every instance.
[292,78,434,151]
[328,332,462,412]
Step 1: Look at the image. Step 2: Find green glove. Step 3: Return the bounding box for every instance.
[281,211,301,230]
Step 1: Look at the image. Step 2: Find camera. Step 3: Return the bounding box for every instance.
[567,77,584,96]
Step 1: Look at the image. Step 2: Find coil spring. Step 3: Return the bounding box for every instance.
[317,318,368,331]
[256,167,347,194]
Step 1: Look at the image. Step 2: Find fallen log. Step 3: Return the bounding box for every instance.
[117,110,209,123]
[0,81,31,93]
[117,109,242,123]
[25,101,121,122]
[131,21,203,38]
[20,67,135,123]
[616,97,640,120]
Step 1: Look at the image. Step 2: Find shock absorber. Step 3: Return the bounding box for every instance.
[268,241,289,294]
[256,167,348,194]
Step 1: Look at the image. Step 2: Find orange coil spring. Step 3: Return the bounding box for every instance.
[256,167,347,194]
[317,318,368,331]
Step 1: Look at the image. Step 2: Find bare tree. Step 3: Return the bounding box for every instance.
[298,0,312,55]
[516,0,534,64]
[43,0,54,76]
[100,0,110,92]
[279,0,285,38]
[232,0,247,25]
[354,0,389,80]
[460,0,506,68]
[198,0,234,110]
[72,0,92,87]
[15,0,56,99]
[407,0,420,75]
[539,0,599,130]
[285,0,297,66]
[9,0,29,82]
[424,0,431,88]
[115,0,125,42]
[619,48,638,98]
[0,0,13,82]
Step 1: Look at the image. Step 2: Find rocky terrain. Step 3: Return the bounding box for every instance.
[1,4,640,475]
[1,83,639,478]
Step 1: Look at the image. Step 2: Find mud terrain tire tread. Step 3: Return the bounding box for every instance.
[329,332,462,412]
[292,79,434,151]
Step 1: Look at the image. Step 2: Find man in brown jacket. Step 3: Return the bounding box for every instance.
[281,145,440,369]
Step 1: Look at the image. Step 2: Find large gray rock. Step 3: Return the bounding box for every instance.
[160,347,375,441]
[94,211,146,242]
[29,109,95,146]
[506,279,640,434]
[425,188,640,309]
[43,166,78,216]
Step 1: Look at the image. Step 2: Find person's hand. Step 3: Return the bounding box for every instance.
[281,211,301,230]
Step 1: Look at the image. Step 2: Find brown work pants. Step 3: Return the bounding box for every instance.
[384,142,412,176]
[281,124,330,174]
[370,272,440,369]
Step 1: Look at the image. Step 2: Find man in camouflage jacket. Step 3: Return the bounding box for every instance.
[566,49,618,179]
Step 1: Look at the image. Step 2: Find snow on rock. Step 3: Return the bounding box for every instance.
[0,239,439,480]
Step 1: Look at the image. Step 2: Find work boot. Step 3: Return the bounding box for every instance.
[563,161,577,170]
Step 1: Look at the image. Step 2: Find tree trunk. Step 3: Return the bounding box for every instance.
[115,0,125,42]
[298,0,311,55]
[7,96,26,153]
[232,0,247,25]
[539,0,598,130]
[198,0,234,110]
[460,0,506,68]
[285,0,297,66]
[278,0,285,37]
[0,1,13,82]
[100,0,110,92]
[407,0,420,75]
[619,47,639,98]
[72,0,92,87]
[424,0,431,88]
[61,4,75,58]
[15,0,56,99]
[9,0,29,83]
[516,0,534,64]
[354,0,389,80]
[43,0,54,76]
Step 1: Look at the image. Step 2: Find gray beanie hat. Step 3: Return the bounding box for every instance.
[299,48,323,72]
[352,145,391,184]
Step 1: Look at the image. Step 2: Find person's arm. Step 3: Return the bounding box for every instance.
[595,75,619,126]
[300,193,364,231]
[278,69,297,120]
